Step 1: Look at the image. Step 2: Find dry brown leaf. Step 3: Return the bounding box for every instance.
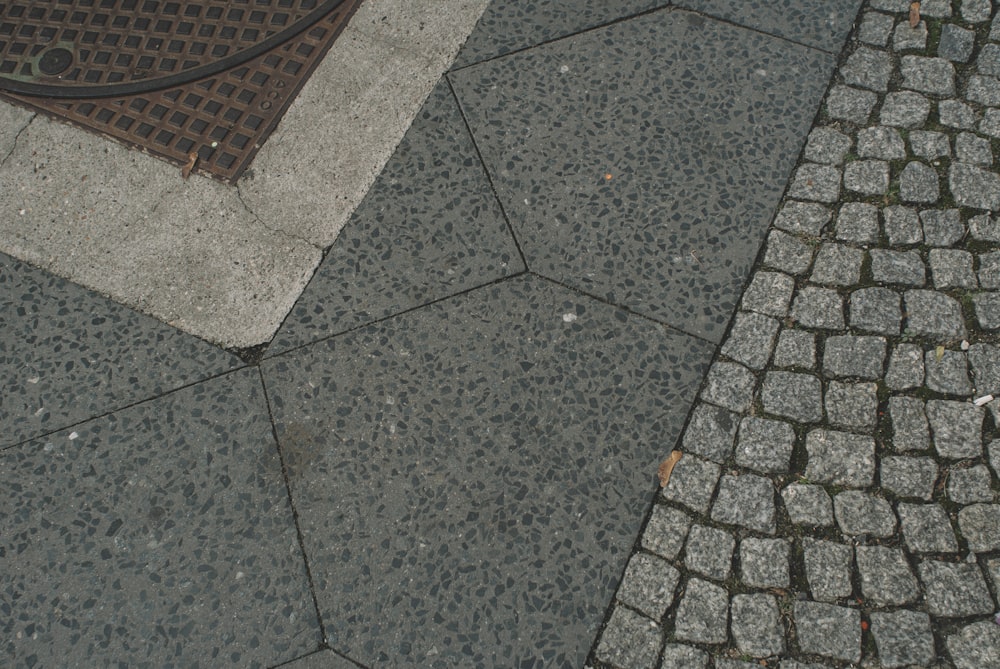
[909,2,920,28]
[936,345,945,360]
[181,152,198,180]
[657,450,683,487]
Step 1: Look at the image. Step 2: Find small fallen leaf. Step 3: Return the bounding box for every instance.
[657,450,683,487]
[935,345,945,360]
[181,151,198,180]
[861,620,869,631]
[909,2,920,28]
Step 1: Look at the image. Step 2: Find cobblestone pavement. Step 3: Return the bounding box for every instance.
[593,1,1000,668]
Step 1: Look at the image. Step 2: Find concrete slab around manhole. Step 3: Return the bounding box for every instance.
[0,0,489,349]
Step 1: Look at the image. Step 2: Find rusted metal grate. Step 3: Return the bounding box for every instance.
[0,0,362,182]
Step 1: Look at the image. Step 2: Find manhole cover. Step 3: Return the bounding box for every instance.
[0,0,363,182]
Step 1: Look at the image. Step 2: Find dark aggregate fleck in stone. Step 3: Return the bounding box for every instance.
[263,276,712,667]
[0,253,241,448]
[0,370,318,668]
[451,11,834,342]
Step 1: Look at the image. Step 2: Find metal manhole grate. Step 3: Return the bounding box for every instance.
[0,0,362,182]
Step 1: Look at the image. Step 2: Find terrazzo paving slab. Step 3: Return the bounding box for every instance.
[262,274,713,667]
[675,0,864,52]
[452,0,668,68]
[0,252,241,449]
[450,9,836,342]
[0,369,318,667]
[268,80,523,354]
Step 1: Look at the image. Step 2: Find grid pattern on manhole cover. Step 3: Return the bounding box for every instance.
[0,0,362,182]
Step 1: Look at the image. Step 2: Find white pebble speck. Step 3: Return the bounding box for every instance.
[562,313,577,323]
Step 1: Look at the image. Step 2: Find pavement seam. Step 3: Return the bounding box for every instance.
[235,183,324,251]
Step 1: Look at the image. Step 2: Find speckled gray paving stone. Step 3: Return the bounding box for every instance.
[782,483,834,527]
[824,335,887,380]
[805,429,876,487]
[981,110,1000,138]
[870,610,935,669]
[452,0,668,68]
[810,243,863,286]
[973,292,1000,329]
[979,252,1000,289]
[763,230,815,275]
[881,456,938,500]
[793,601,861,662]
[730,594,785,657]
[904,290,967,339]
[843,46,893,91]
[710,473,776,534]
[955,132,993,166]
[828,85,878,123]
[762,371,824,423]
[642,505,692,560]
[918,560,994,617]
[672,578,728,644]
[970,213,1000,241]
[720,311,779,371]
[966,74,1000,106]
[791,286,845,330]
[855,545,919,605]
[893,20,927,50]
[921,208,964,246]
[899,161,941,202]
[263,276,712,667]
[805,127,852,164]
[982,44,1000,78]
[790,163,842,203]
[857,126,906,160]
[662,454,722,514]
[910,129,951,158]
[595,606,662,669]
[948,465,994,504]
[940,99,979,130]
[803,538,854,601]
[990,440,1000,479]
[682,403,738,463]
[902,55,956,95]
[658,644,709,669]
[683,524,734,581]
[859,11,893,46]
[958,504,1000,552]
[834,490,898,537]
[849,287,902,335]
[739,537,790,588]
[890,395,930,451]
[451,10,835,342]
[926,400,984,458]
[898,502,959,553]
[870,249,926,286]
[962,0,992,22]
[268,81,523,354]
[947,621,1000,669]
[844,159,889,195]
[924,348,973,394]
[0,370,318,668]
[886,345,925,390]
[675,0,862,51]
[773,329,817,369]
[774,201,832,236]
[618,552,681,620]
[949,162,1000,210]
[701,361,757,413]
[879,90,931,127]
[939,23,974,62]
[883,205,923,245]
[734,417,794,473]
[741,271,796,317]
[836,202,879,243]
[968,343,1000,394]
[825,381,877,429]
[0,253,241,449]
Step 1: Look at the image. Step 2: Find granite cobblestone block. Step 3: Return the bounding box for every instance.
[762,371,824,422]
[791,286,845,329]
[898,502,960,553]
[793,601,861,662]
[782,483,834,527]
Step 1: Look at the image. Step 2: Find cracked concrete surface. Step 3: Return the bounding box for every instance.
[0,0,489,348]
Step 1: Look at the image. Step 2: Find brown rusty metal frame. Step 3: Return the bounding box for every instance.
[0,1,363,182]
